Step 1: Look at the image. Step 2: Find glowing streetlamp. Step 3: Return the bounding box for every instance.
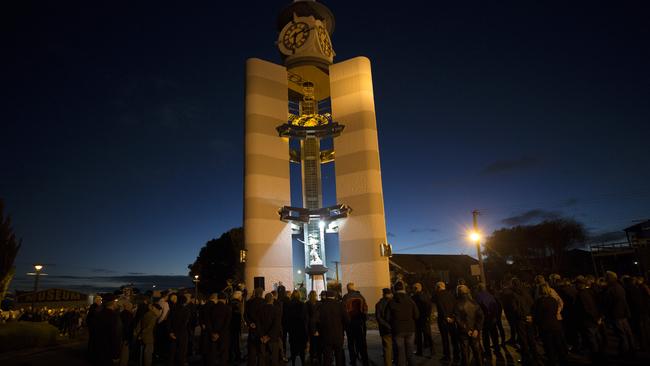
[27,264,46,309]
[193,275,200,299]
[469,210,486,286]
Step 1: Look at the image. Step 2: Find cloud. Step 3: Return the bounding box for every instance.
[501,209,561,226]
[410,228,438,233]
[480,157,539,175]
[91,268,116,274]
[387,232,396,238]
[562,198,579,207]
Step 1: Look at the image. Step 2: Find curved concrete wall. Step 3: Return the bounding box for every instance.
[330,57,390,308]
[244,58,293,293]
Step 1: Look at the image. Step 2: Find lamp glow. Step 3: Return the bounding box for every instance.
[34,264,43,271]
[468,231,481,243]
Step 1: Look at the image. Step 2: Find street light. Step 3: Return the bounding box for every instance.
[193,275,200,299]
[469,231,481,243]
[27,264,46,310]
[469,209,486,286]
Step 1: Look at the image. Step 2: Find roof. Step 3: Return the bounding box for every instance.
[624,220,650,234]
[390,254,478,274]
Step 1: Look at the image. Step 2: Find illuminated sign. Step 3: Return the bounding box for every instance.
[16,288,87,303]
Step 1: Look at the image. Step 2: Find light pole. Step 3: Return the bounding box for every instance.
[193,275,200,299]
[469,210,486,286]
[27,264,46,310]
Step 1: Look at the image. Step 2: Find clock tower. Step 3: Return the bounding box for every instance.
[244,0,391,307]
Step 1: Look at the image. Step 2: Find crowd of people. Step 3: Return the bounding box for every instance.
[6,269,640,366]
[1,305,86,337]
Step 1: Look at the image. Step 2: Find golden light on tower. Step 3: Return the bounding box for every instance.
[468,230,481,243]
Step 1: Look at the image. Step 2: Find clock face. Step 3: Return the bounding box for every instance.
[282,22,310,51]
[317,25,333,57]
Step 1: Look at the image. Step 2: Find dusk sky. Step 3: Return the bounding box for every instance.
[3,1,649,289]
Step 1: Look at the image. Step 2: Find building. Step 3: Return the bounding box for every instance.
[589,220,649,277]
[244,0,390,306]
[390,254,479,292]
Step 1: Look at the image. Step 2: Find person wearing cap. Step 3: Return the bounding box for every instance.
[342,282,369,366]
[318,290,350,366]
[451,285,483,366]
[207,292,232,366]
[375,288,393,366]
[388,281,419,366]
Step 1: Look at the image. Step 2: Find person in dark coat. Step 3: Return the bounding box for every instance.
[624,276,648,351]
[433,282,459,361]
[229,291,244,363]
[575,276,603,359]
[497,280,518,346]
[207,293,232,366]
[555,277,578,350]
[169,294,191,366]
[93,296,122,366]
[604,271,636,356]
[511,278,538,366]
[245,288,265,366]
[389,281,419,366]
[318,290,350,366]
[119,302,134,366]
[277,285,291,363]
[475,283,500,358]
[411,283,434,358]
[375,288,393,366]
[87,295,103,362]
[286,290,308,366]
[342,283,369,366]
[260,292,283,366]
[533,283,568,366]
[452,285,483,366]
[199,294,216,366]
[307,290,322,365]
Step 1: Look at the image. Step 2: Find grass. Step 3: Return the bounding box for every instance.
[0,321,59,352]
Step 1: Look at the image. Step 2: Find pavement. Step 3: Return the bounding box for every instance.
[2,327,649,366]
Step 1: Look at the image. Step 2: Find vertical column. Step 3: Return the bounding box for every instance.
[330,56,390,308]
[244,58,293,292]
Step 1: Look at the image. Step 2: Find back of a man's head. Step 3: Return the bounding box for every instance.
[435,282,446,291]
[413,283,422,292]
[346,282,356,293]
[253,287,264,299]
[264,293,274,304]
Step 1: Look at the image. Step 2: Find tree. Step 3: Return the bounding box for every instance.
[0,199,22,302]
[188,227,244,296]
[485,218,587,275]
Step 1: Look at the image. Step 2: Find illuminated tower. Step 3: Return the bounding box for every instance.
[244,0,390,306]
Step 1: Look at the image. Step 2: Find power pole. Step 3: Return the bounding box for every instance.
[333,261,340,284]
[473,210,486,286]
